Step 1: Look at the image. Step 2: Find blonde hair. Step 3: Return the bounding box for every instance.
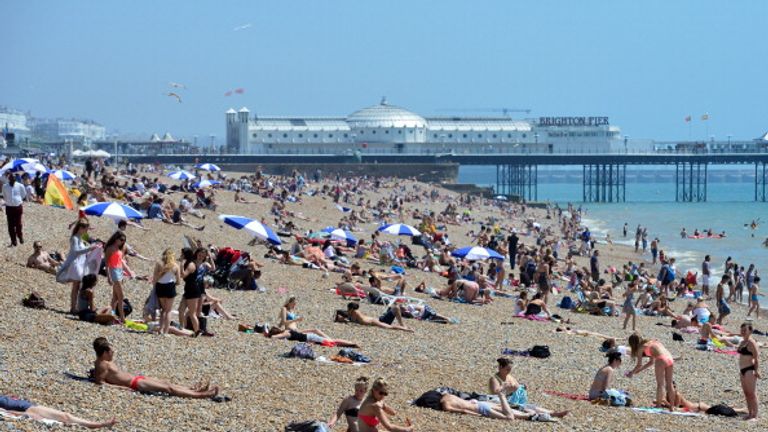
[369,377,389,396]
[160,248,176,273]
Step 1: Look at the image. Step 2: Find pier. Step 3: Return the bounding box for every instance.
[122,152,768,203]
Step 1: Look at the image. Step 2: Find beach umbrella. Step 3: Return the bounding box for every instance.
[377,223,421,237]
[48,169,76,181]
[192,179,220,189]
[83,202,144,222]
[0,158,47,175]
[195,163,221,171]
[451,246,505,261]
[321,226,358,246]
[167,170,196,180]
[218,214,281,245]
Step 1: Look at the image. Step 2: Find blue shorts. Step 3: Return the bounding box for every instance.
[379,308,396,325]
[476,401,492,417]
[109,267,124,282]
[0,395,34,412]
[719,300,731,315]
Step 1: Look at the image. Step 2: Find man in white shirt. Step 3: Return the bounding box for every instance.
[2,172,27,246]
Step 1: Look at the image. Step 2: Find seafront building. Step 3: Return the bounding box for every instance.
[225,98,626,155]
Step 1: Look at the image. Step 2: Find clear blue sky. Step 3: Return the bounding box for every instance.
[3,0,767,143]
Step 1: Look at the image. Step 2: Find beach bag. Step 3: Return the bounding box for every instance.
[289,343,316,360]
[602,389,630,407]
[559,296,574,309]
[122,299,133,317]
[22,292,46,309]
[413,390,444,411]
[285,420,331,432]
[705,403,738,417]
[528,345,551,358]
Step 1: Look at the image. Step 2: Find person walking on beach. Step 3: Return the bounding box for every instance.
[747,276,761,319]
[507,229,519,269]
[702,255,712,297]
[627,334,676,408]
[590,250,600,282]
[622,282,638,331]
[2,172,27,247]
[737,322,760,420]
[715,275,731,325]
[622,222,628,238]
[634,225,641,252]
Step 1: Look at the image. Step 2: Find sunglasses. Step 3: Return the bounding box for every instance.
[376,390,388,396]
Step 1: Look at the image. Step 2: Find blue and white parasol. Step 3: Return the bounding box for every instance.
[321,226,358,246]
[377,223,421,237]
[0,158,48,175]
[83,202,144,222]
[451,246,505,261]
[195,163,221,172]
[192,179,220,189]
[48,169,76,181]
[218,214,281,245]
[167,170,196,180]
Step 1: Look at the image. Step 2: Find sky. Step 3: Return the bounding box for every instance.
[3,0,767,144]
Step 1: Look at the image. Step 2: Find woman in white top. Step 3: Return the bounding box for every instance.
[57,220,98,314]
[152,248,181,334]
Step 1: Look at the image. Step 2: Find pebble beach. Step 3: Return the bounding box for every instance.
[0,173,765,432]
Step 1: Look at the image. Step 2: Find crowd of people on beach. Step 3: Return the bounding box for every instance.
[0,154,764,429]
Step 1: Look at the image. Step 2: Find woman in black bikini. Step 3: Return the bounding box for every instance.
[737,322,760,420]
[328,377,369,432]
[524,293,551,318]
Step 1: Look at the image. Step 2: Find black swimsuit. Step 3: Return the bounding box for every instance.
[738,345,756,376]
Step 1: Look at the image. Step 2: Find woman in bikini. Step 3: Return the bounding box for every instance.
[328,377,369,432]
[738,322,760,420]
[104,231,131,323]
[746,276,761,319]
[489,358,568,419]
[357,378,412,432]
[344,302,414,333]
[627,333,676,408]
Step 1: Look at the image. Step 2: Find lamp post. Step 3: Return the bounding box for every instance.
[624,135,629,154]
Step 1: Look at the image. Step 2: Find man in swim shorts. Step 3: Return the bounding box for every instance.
[92,337,220,399]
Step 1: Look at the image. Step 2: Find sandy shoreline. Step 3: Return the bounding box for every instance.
[0,172,765,431]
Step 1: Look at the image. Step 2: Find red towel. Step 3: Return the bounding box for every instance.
[713,348,738,356]
[544,390,589,401]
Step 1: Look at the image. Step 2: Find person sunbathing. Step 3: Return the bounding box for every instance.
[589,351,622,401]
[92,337,220,398]
[668,382,748,414]
[256,325,360,348]
[490,357,568,419]
[26,241,62,274]
[342,302,414,332]
[0,395,116,429]
[439,393,531,420]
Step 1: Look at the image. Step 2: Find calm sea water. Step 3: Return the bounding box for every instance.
[459,166,768,298]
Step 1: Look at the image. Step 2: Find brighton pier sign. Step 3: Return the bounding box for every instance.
[538,116,609,127]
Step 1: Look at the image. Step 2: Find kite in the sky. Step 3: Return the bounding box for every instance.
[167,92,182,103]
[169,82,187,89]
[224,88,245,96]
[233,23,252,31]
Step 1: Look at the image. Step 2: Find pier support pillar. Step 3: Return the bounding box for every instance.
[496,164,537,202]
[582,164,626,203]
[757,162,767,202]
[675,162,707,202]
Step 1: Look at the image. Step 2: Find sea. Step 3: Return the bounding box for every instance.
[459,166,768,302]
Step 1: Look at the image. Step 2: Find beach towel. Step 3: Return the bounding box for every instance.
[315,356,367,367]
[632,407,702,417]
[713,348,739,356]
[543,390,589,401]
[513,313,549,322]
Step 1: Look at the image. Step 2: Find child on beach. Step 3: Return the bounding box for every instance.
[622,282,638,331]
[589,351,629,406]
[747,276,761,319]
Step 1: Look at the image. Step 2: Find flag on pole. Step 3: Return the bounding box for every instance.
[684,115,691,122]
[44,174,74,209]
[701,113,709,121]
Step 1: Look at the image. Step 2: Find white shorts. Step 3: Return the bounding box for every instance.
[702,275,710,286]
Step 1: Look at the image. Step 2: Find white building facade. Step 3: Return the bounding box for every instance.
[226,99,623,154]
[32,119,107,142]
[0,108,32,143]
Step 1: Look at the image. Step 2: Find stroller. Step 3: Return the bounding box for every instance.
[211,248,253,290]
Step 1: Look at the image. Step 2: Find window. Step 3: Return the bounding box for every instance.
[409,130,413,134]
[433,134,438,138]
[268,133,272,138]
[282,133,287,138]
[522,133,526,138]
[298,134,303,138]
[372,130,376,134]
[398,130,402,134]
[385,130,389,134]
[252,133,257,138]
[313,134,318,138]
